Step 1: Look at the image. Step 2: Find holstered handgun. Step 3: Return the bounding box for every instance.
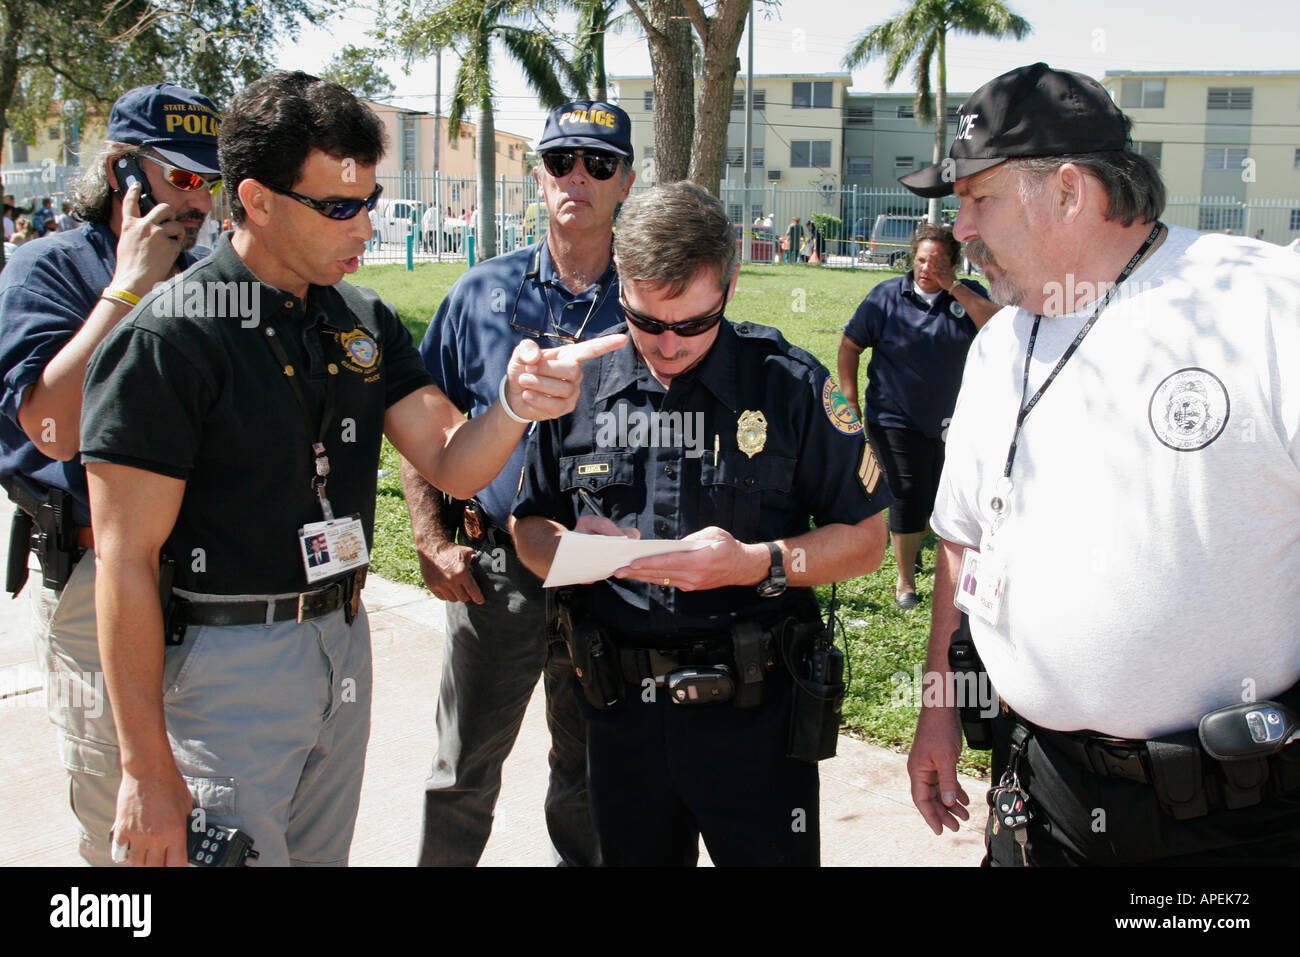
[556,592,623,710]
[6,475,76,592]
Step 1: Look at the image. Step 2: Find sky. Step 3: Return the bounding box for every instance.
[276,0,1300,144]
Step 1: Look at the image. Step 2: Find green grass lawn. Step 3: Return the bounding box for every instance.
[353,258,990,777]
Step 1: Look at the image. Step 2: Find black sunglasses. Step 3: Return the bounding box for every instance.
[619,293,727,337]
[264,181,384,220]
[541,149,623,181]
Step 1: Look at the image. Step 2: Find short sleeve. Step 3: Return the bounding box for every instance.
[418,294,470,411]
[374,300,434,409]
[80,325,211,480]
[0,256,99,426]
[843,288,885,350]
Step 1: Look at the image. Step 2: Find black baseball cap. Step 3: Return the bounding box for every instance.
[106,83,221,175]
[900,62,1129,198]
[537,101,633,158]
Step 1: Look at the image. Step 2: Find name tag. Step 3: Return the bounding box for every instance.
[952,547,1005,626]
[299,515,369,584]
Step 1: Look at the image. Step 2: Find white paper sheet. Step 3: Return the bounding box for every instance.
[542,531,709,588]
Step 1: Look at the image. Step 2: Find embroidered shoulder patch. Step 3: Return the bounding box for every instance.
[822,377,864,436]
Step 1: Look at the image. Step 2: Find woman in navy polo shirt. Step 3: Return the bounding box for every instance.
[836,224,999,609]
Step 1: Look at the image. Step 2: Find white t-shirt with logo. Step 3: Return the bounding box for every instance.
[931,225,1300,738]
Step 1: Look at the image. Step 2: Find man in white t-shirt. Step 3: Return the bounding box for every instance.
[898,62,1300,866]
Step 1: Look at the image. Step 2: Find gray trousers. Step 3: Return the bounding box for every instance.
[417,546,599,866]
[162,603,373,866]
[31,554,120,867]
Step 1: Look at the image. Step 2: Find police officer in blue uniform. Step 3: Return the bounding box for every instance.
[513,182,891,866]
[402,101,634,866]
[0,82,221,866]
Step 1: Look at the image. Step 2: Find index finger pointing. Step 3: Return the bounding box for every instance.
[547,333,627,365]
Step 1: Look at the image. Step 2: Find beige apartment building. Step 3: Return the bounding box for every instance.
[1102,70,1300,239]
[609,72,853,194]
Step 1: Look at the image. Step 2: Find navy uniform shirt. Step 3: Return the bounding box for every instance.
[420,238,623,530]
[81,234,432,595]
[843,273,990,438]
[513,319,893,643]
[0,223,207,524]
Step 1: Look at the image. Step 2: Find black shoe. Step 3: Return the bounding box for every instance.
[894,591,920,611]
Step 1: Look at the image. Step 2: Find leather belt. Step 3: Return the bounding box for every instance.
[171,567,367,627]
[1033,725,1152,783]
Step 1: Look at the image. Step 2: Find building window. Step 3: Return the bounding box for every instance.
[725,146,744,167]
[752,205,764,222]
[847,156,873,176]
[449,132,459,150]
[10,135,27,163]
[897,105,915,119]
[793,80,832,109]
[790,140,831,168]
[1135,141,1162,170]
[894,156,914,175]
[1207,87,1252,110]
[752,90,765,111]
[751,147,764,168]
[48,127,60,140]
[1290,209,1300,230]
[1204,146,1248,170]
[728,203,743,222]
[846,106,873,126]
[643,90,653,111]
[732,91,744,111]
[1121,78,1165,109]
[1198,206,1243,232]
[1295,148,1300,170]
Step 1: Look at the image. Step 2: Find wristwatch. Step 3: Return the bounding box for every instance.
[756,542,787,598]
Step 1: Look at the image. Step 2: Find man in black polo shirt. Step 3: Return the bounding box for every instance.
[80,71,621,867]
[512,183,890,865]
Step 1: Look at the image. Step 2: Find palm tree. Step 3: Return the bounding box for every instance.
[381,0,583,258]
[843,0,1031,223]
[571,0,621,102]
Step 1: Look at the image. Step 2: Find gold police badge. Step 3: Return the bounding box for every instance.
[737,410,767,458]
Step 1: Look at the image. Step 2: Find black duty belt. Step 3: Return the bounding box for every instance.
[170,567,367,627]
[1015,711,1300,820]
[610,627,777,685]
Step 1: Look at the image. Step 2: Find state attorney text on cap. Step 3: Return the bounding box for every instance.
[106,83,221,176]
[537,101,632,158]
[900,62,1128,198]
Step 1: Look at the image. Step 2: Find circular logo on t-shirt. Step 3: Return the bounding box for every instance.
[949,300,966,318]
[822,377,863,435]
[1148,368,1229,451]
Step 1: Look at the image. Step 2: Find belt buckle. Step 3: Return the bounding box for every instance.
[296,591,313,624]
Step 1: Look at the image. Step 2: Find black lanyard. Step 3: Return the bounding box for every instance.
[261,319,339,520]
[999,222,1163,485]
[508,239,617,344]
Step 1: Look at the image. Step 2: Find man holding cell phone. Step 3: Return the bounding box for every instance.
[0,82,222,866]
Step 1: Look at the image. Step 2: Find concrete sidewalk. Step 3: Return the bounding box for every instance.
[0,500,987,867]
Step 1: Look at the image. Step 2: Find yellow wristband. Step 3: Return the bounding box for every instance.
[101,288,141,308]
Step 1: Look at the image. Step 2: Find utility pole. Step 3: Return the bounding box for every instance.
[742,5,754,263]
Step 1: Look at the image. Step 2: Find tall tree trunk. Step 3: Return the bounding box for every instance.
[475,88,497,260]
[929,32,946,225]
[686,0,748,197]
[644,0,692,184]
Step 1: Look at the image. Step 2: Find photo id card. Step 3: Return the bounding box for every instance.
[952,547,1005,626]
[299,515,369,584]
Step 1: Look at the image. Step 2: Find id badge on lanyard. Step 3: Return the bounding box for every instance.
[261,320,371,583]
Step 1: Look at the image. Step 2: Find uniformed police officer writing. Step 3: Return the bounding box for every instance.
[513,182,890,865]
